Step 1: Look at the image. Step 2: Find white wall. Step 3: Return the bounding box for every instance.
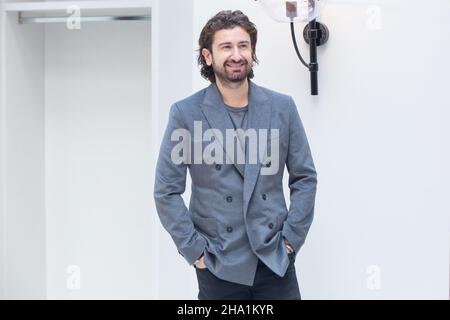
[192,0,449,299]
[0,3,46,299]
[0,0,196,299]
[0,0,6,300]
[153,0,197,300]
[44,20,153,299]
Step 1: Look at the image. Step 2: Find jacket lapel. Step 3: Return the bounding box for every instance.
[243,81,272,217]
[199,82,245,177]
[199,80,272,216]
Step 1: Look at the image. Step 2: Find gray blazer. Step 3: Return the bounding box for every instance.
[154,80,317,286]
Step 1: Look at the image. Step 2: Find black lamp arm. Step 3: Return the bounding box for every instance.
[290,21,310,69]
[289,20,329,95]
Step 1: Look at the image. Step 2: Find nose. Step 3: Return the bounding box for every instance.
[230,46,243,61]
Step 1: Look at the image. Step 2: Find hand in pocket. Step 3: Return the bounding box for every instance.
[195,256,207,269]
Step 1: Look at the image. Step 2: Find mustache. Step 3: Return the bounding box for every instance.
[224,59,248,66]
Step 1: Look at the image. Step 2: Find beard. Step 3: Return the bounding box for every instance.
[212,57,253,85]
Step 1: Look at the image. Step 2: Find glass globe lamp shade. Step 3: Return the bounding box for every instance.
[258,0,324,23]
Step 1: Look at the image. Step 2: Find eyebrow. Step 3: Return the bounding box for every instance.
[217,41,250,46]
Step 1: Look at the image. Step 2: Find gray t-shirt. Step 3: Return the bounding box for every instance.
[224,104,248,167]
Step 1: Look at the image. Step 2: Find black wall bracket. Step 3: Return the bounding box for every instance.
[291,19,329,95]
[303,20,329,95]
[303,21,329,46]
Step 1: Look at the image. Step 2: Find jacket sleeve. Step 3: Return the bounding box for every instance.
[153,103,206,265]
[281,96,318,254]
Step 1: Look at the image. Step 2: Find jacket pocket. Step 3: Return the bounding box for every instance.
[191,214,218,239]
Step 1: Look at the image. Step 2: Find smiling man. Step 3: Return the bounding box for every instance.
[154,10,317,300]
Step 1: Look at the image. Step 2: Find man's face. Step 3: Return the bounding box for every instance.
[202,26,254,84]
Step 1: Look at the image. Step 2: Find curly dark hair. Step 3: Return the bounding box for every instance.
[197,10,259,83]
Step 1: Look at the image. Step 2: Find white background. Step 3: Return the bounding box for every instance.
[1,0,449,299]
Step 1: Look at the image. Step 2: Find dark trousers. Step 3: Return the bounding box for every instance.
[195,253,301,300]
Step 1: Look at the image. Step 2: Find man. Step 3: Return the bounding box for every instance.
[154,10,317,300]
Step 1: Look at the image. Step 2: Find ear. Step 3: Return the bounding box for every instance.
[202,48,212,66]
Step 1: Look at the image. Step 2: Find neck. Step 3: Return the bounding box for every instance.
[215,78,249,108]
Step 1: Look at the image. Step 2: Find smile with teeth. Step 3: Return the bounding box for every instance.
[226,62,244,68]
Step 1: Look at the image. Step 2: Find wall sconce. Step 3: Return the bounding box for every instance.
[257,0,329,95]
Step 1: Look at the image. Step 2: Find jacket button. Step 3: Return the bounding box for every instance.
[261,194,267,200]
[226,196,233,203]
[215,164,222,170]
[226,226,233,233]
[268,223,274,229]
